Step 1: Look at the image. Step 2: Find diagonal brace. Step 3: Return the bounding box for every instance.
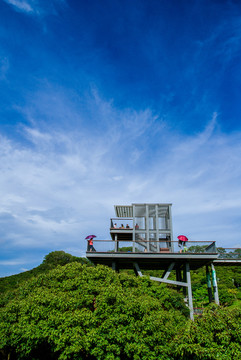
[133,262,143,277]
[162,262,175,280]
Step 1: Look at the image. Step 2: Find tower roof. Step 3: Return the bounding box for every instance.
[114,203,172,218]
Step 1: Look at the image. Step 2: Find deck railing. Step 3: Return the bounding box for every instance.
[86,240,217,254]
[217,248,241,259]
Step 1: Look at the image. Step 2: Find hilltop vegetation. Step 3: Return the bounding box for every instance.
[0,251,90,294]
[0,252,241,360]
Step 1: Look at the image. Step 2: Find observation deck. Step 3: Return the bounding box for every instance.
[86,203,218,270]
[86,203,241,320]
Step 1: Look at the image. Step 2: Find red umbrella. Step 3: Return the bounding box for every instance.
[85,235,96,239]
[177,235,188,242]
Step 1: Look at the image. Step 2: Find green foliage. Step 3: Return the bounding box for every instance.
[0,263,188,360]
[217,248,241,259]
[191,266,241,307]
[0,251,90,295]
[40,251,90,270]
[188,245,207,253]
[174,305,241,359]
[1,251,241,359]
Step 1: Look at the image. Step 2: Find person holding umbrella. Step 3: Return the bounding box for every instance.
[177,235,188,253]
[86,235,96,252]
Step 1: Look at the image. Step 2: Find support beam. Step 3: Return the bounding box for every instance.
[206,265,212,303]
[112,261,117,271]
[163,262,175,280]
[185,262,194,321]
[133,262,143,277]
[132,260,194,320]
[133,205,136,252]
[176,266,182,290]
[150,276,188,287]
[183,265,187,296]
[211,263,219,305]
[114,234,118,252]
[146,204,150,252]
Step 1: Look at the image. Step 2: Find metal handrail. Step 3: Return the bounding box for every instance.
[87,239,216,243]
[86,239,218,254]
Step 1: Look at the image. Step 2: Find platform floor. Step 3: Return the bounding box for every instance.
[86,251,218,270]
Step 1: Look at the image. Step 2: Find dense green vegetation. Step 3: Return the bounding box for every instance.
[0,251,241,359]
[0,251,90,294]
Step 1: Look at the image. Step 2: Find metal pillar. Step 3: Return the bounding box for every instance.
[211,263,219,305]
[114,234,118,252]
[133,262,143,277]
[133,260,194,320]
[112,261,118,272]
[168,205,174,252]
[132,205,136,252]
[185,262,194,321]
[176,266,182,290]
[206,265,213,303]
[182,265,187,296]
[162,262,175,280]
[155,205,159,251]
[146,204,150,252]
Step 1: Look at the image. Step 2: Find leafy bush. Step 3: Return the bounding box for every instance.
[0,263,188,360]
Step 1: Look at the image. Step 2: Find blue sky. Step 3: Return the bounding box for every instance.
[1,0,241,276]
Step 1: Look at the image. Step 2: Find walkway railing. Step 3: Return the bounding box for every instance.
[217,248,241,260]
[86,240,217,254]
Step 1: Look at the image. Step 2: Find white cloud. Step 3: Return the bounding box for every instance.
[4,0,35,13]
[1,89,241,274]
[3,0,67,16]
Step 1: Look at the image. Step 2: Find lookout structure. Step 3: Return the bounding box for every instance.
[87,203,220,320]
[110,203,173,253]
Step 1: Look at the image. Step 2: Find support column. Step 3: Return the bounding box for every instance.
[185,262,194,321]
[182,265,187,296]
[133,205,136,252]
[163,262,175,280]
[168,205,174,252]
[112,261,118,272]
[146,204,150,252]
[206,265,213,303]
[155,205,159,251]
[176,266,182,290]
[114,234,118,252]
[133,262,143,277]
[211,263,219,305]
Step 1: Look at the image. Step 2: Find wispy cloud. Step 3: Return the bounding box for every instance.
[4,0,35,13]
[3,0,67,16]
[1,91,241,266]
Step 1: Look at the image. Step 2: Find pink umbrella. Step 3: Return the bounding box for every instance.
[177,235,188,242]
[85,235,96,239]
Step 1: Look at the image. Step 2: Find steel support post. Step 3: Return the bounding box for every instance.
[112,261,118,272]
[206,265,213,303]
[176,267,182,289]
[211,263,219,305]
[183,265,187,296]
[155,205,159,251]
[114,234,118,252]
[133,262,143,277]
[133,204,136,252]
[146,204,150,252]
[185,262,194,321]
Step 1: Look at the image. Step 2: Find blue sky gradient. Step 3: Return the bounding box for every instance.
[1,0,241,276]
